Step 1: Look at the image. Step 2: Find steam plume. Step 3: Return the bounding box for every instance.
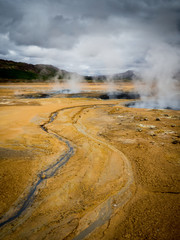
[66,73,83,93]
[134,43,180,110]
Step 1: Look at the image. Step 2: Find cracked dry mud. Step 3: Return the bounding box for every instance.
[0,84,179,240]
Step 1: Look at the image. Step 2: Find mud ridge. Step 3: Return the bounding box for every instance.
[70,105,134,240]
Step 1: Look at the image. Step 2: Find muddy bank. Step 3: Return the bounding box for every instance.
[18,90,140,100]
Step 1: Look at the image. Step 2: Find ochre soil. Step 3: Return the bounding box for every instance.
[0,84,179,240]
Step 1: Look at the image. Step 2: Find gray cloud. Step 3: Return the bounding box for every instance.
[0,0,179,74]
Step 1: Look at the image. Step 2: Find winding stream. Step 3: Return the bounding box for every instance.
[0,103,134,240]
[0,110,75,228]
[0,104,111,228]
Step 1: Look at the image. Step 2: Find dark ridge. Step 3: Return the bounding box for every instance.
[19,93,51,99]
[152,191,180,194]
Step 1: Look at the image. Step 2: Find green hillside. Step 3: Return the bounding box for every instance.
[0,59,67,82]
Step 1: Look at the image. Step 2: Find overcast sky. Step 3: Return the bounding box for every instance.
[0,0,180,74]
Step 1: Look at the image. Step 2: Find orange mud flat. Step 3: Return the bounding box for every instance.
[0,83,179,240]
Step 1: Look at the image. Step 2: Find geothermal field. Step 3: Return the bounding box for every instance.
[0,81,179,240]
[0,0,180,239]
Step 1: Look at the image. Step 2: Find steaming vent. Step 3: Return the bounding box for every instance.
[126,99,180,110]
[130,44,180,111]
[99,91,140,100]
[126,89,180,110]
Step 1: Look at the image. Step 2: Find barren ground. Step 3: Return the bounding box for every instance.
[0,83,179,240]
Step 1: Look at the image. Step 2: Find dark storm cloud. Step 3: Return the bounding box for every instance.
[0,0,179,74]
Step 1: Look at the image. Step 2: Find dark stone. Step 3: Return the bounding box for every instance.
[172,140,180,144]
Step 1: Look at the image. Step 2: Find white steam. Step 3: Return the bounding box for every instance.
[106,76,116,96]
[51,73,62,91]
[66,73,83,93]
[51,72,83,94]
[134,43,180,110]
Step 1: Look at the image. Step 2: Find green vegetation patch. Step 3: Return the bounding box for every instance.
[0,69,38,80]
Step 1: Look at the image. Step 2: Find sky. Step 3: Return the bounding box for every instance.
[0,0,180,75]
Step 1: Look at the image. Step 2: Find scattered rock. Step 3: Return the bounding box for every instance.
[156,117,160,121]
[41,174,46,179]
[140,117,148,121]
[136,128,142,132]
[150,125,156,129]
[150,132,156,136]
[172,140,180,144]
[139,124,156,129]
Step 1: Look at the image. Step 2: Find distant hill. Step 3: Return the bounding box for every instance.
[0,59,72,82]
[113,70,135,80]
[0,59,136,83]
[84,70,135,82]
